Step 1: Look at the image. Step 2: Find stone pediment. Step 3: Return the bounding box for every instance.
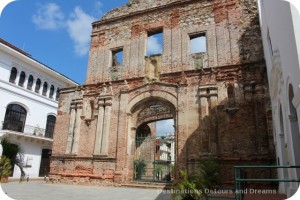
[128,81,178,94]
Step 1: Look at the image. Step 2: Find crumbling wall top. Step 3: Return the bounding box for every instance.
[101,0,189,21]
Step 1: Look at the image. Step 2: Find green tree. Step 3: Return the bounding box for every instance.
[155,165,163,180]
[0,137,25,177]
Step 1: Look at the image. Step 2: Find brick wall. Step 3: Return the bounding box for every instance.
[50,0,276,187]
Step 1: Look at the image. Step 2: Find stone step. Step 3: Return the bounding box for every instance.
[121,181,172,189]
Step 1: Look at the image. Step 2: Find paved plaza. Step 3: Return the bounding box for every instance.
[0,181,172,200]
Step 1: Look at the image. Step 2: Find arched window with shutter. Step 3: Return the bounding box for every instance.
[55,88,60,101]
[27,75,34,90]
[18,71,26,87]
[35,78,41,93]
[9,67,18,83]
[42,82,48,96]
[49,85,55,99]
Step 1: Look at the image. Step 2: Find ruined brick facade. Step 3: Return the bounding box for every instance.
[50,0,276,186]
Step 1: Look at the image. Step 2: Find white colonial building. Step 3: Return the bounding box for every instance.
[156,135,175,162]
[258,0,300,197]
[0,38,78,179]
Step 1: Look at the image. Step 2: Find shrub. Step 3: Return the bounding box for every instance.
[198,156,220,189]
[134,159,146,180]
[0,156,12,178]
[173,170,203,200]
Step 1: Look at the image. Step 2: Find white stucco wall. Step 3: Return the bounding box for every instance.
[11,139,50,179]
[258,0,300,197]
[0,39,78,179]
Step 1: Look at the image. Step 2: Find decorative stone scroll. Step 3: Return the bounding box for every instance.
[82,97,97,126]
[145,55,162,82]
[137,101,173,126]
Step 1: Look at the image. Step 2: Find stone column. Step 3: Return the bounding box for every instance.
[66,106,76,154]
[210,91,218,154]
[199,86,210,153]
[46,82,51,97]
[53,88,57,100]
[71,107,82,154]
[94,101,105,155]
[23,76,28,88]
[15,71,20,85]
[32,78,36,91]
[101,99,112,154]
[199,96,209,118]
[126,113,132,155]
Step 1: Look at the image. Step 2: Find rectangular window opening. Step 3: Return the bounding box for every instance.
[112,48,123,67]
[147,30,163,56]
[189,33,206,54]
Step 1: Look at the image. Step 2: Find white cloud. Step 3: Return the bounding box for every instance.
[156,119,174,136]
[190,36,206,53]
[147,34,163,55]
[93,1,103,17]
[32,3,65,30]
[66,7,96,56]
[32,3,98,56]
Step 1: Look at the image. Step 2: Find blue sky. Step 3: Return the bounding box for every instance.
[156,119,174,136]
[0,0,207,84]
[0,0,174,135]
[0,0,127,84]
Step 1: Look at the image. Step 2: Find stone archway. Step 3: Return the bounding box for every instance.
[288,85,300,165]
[127,96,177,182]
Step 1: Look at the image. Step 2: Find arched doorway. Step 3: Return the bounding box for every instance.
[39,149,52,177]
[288,85,300,177]
[131,98,176,182]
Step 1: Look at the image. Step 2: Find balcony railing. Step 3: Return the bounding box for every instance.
[0,121,53,139]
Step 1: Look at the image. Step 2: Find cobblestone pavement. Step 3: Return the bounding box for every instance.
[0,181,172,200]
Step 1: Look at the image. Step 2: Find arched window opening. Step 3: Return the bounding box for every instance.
[45,115,56,138]
[35,79,41,93]
[9,67,17,83]
[49,85,55,99]
[3,104,27,132]
[27,75,34,90]
[42,82,48,96]
[55,88,60,101]
[18,71,26,87]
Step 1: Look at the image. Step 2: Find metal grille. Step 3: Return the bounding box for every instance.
[3,104,27,132]
[45,115,56,138]
[9,67,17,83]
[134,136,174,182]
